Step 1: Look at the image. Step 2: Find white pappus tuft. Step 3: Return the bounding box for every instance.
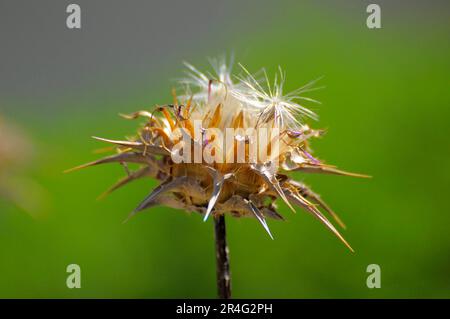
[179,58,321,132]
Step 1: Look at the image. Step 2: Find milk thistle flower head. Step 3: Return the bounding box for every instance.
[68,57,369,298]
[69,58,368,251]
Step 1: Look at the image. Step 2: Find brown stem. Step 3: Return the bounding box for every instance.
[214,215,231,299]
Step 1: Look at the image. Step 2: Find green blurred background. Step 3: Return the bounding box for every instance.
[1,0,449,298]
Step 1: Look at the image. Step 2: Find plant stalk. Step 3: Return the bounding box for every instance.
[214,215,231,299]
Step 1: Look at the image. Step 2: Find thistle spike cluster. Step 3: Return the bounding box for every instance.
[69,58,368,251]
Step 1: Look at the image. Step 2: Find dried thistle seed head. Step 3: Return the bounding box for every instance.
[70,58,369,251]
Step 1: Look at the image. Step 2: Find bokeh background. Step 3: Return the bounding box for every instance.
[0,0,449,298]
